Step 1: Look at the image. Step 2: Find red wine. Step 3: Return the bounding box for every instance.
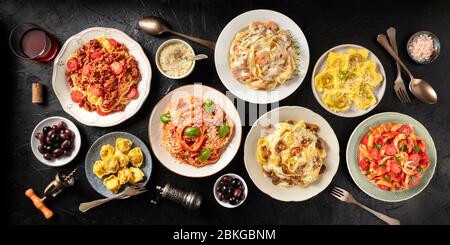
[20,29,58,62]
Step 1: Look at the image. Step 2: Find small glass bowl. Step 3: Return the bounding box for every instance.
[406,31,440,64]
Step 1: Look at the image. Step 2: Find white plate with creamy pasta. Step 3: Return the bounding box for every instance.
[52,27,152,127]
[148,84,242,178]
[215,9,310,104]
[244,106,339,202]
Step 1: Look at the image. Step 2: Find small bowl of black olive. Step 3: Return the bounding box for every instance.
[31,116,81,167]
[213,173,247,208]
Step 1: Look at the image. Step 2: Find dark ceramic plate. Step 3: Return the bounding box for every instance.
[85,131,152,197]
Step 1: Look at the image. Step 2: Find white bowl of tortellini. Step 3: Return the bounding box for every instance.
[85,132,152,197]
[311,44,386,118]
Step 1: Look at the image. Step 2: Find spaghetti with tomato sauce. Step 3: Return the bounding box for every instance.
[358,123,430,191]
[160,96,234,167]
[66,37,141,116]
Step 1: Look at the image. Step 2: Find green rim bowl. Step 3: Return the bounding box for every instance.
[346,112,437,202]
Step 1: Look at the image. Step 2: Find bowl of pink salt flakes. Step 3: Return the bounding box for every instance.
[407,31,440,64]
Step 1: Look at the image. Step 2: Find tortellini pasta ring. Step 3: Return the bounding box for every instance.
[115,137,133,153]
[128,147,144,167]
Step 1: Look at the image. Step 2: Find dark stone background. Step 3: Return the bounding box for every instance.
[2,0,449,225]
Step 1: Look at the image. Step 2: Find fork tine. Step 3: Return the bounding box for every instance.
[133,190,147,195]
[330,191,343,199]
[331,189,343,197]
[398,88,408,104]
[402,89,412,103]
[333,186,345,193]
[400,88,411,104]
[394,89,405,104]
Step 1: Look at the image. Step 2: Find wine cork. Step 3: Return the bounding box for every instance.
[32,82,43,104]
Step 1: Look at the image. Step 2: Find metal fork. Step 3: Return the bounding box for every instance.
[386,27,411,104]
[79,185,147,212]
[330,186,400,225]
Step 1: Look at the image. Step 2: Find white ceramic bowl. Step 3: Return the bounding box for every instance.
[244,106,340,202]
[52,27,152,127]
[155,39,196,79]
[148,84,242,178]
[215,9,310,104]
[30,116,81,167]
[213,173,248,208]
[311,44,386,118]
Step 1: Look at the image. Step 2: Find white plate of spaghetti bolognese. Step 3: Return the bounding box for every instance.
[148,84,242,178]
[52,27,151,127]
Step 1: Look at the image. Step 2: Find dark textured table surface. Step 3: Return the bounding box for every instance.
[3,0,450,225]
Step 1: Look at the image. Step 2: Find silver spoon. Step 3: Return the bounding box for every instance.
[377,34,438,104]
[189,54,208,61]
[138,16,216,50]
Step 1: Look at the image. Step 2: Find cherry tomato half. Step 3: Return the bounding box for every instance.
[96,107,110,116]
[108,38,119,48]
[90,51,103,60]
[110,62,123,75]
[66,59,78,72]
[385,144,397,156]
[398,125,412,135]
[70,90,84,103]
[125,86,139,100]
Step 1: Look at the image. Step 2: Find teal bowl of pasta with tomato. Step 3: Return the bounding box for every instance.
[346,112,437,202]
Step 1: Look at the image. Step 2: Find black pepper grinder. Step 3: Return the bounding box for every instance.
[151,183,202,210]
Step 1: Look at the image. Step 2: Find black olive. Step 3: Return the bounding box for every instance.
[59,132,68,141]
[47,129,56,138]
[219,185,228,194]
[230,178,242,188]
[217,192,225,201]
[221,176,232,184]
[44,144,53,152]
[46,135,52,145]
[64,129,74,138]
[43,153,52,160]
[63,150,71,156]
[225,186,234,198]
[233,188,242,199]
[61,140,71,150]
[36,133,46,144]
[57,121,67,130]
[50,134,60,145]
[52,148,63,157]
[38,145,46,154]
[229,196,239,205]
[51,125,58,130]
[42,126,51,135]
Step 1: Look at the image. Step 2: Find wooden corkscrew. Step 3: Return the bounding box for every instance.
[25,167,77,219]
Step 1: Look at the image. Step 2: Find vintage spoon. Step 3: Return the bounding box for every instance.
[138,16,216,50]
[377,34,438,104]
